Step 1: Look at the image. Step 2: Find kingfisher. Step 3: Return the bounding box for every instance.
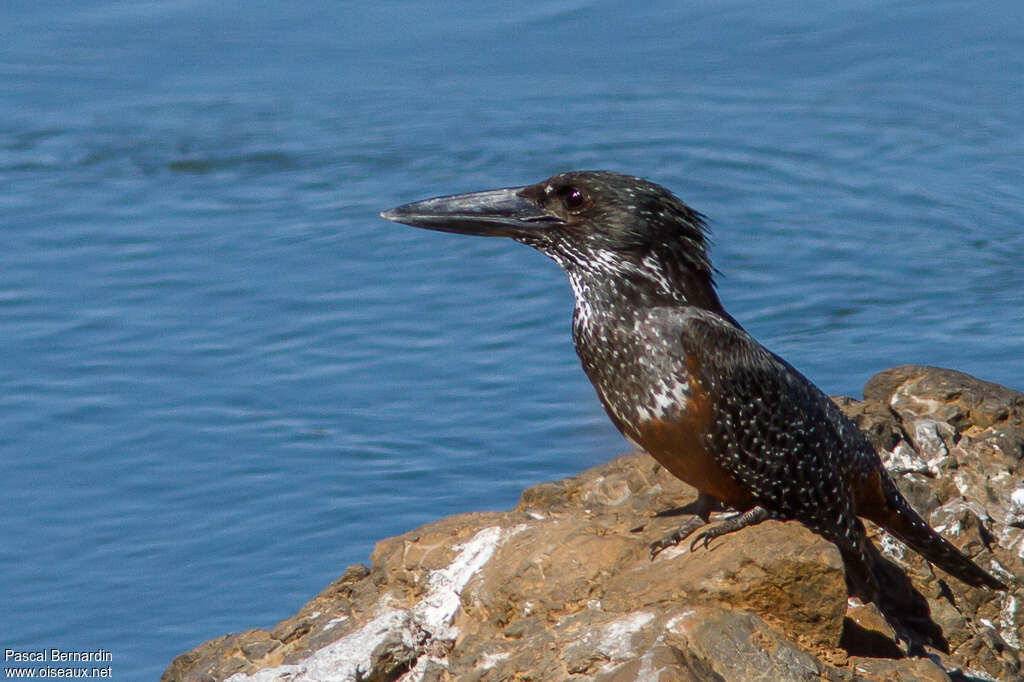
[381,170,1006,600]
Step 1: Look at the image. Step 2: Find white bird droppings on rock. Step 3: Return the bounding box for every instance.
[475,651,510,671]
[877,531,908,562]
[227,526,518,682]
[412,525,513,639]
[226,608,415,682]
[882,440,929,474]
[1006,486,1024,527]
[999,594,1019,650]
[664,609,697,634]
[911,419,951,460]
[596,611,656,660]
[322,616,347,631]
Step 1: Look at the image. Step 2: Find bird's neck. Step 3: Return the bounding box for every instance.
[562,253,725,335]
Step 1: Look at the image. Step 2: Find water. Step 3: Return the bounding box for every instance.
[2,1,1022,678]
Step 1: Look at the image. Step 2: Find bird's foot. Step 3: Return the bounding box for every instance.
[689,506,770,551]
[646,492,726,559]
[649,516,707,560]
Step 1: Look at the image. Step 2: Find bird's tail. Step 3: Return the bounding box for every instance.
[862,471,1007,591]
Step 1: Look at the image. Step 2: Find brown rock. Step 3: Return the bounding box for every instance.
[846,656,950,681]
[840,600,903,660]
[656,606,825,680]
[164,367,1023,682]
[864,365,1024,435]
[602,521,847,651]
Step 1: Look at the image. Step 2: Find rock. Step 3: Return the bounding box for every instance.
[863,365,1024,435]
[163,367,1024,682]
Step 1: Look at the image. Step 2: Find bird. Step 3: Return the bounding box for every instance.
[380,170,1007,601]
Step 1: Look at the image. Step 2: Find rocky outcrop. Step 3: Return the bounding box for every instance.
[163,366,1024,682]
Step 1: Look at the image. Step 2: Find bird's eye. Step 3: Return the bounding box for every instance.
[565,187,586,212]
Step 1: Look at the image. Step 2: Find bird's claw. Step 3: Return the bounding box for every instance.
[649,533,679,560]
[689,530,716,552]
[648,516,705,560]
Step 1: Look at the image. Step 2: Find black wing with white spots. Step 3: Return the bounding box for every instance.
[672,308,1006,592]
[674,308,877,557]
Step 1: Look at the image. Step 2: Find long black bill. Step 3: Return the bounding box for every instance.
[380,187,563,238]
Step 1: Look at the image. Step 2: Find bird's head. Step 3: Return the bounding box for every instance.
[381,171,718,309]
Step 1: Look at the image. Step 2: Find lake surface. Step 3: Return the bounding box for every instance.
[2,1,1022,678]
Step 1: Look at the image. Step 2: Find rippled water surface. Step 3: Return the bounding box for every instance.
[3,1,1023,678]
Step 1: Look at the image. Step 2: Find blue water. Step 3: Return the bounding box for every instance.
[2,1,1022,678]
